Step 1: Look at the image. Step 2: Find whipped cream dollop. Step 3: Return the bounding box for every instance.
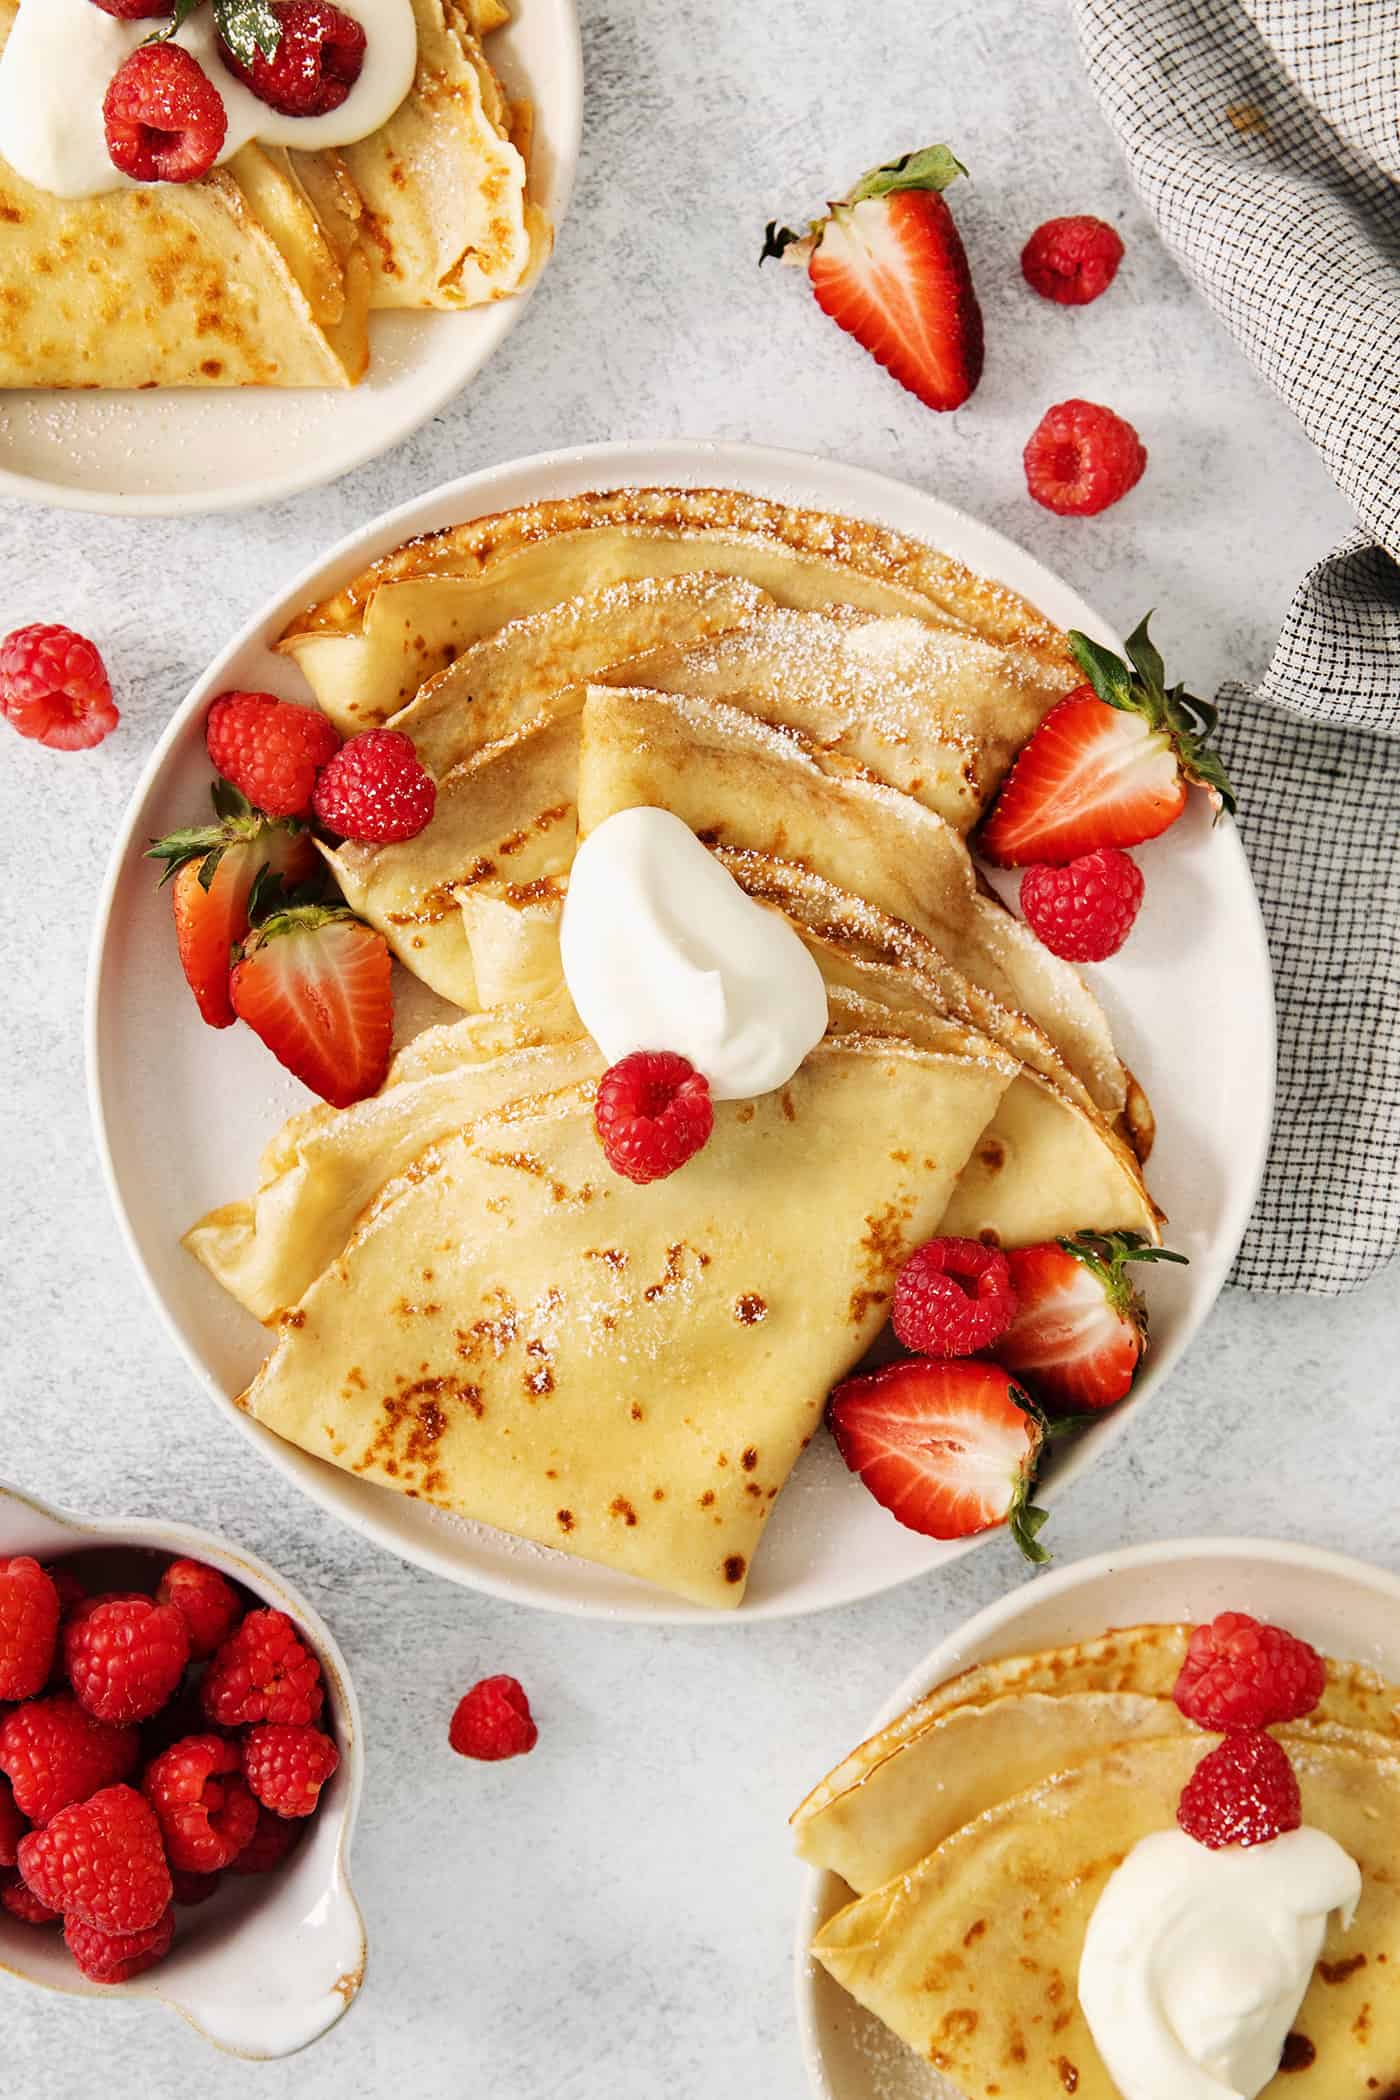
[559,807,829,1100]
[0,0,417,199]
[1079,1826,1362,2100]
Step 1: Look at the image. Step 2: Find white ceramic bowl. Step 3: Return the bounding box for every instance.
[795,1536,1400,2100]
[0,1481,365,2058]
[0,0,583,515]
[88,440,1275,1622]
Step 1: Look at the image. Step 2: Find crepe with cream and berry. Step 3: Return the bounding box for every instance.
[234,1034,1016,1608]
[809,1731,1400,2100]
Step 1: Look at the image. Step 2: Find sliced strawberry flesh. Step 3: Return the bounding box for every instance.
[231,915,392,1109]
[980,691,1185,866]
[810,190,982,413]
[829,1360,1042,1550]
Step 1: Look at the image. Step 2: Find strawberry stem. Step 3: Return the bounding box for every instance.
[1068,618,1237,815]
[849,145,968,204]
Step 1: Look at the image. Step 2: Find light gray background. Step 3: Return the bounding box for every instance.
[2,0,1396,2094]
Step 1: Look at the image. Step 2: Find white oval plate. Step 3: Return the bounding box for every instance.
[0,0,581,516]
[88,438,1274,1622]
[795,1536,1400,2100]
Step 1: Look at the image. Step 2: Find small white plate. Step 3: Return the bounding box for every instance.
[0,0,581,516]
[87,438,1275,1622]
[794,1536,1400,2100]
[0,1479,365,2059]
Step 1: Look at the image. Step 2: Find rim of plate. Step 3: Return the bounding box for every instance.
[0,0,583,517]
[793,1534,1400,2098]
[85,438,1276,1624]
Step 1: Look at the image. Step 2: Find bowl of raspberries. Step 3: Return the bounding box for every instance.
[0,1480,363,2057]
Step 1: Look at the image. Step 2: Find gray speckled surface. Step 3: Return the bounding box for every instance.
[2,0,1397,2094]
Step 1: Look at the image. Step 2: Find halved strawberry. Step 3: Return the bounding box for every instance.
[763,146,983,413]
[147,783,316,1028]
[998,1232,1187,1413]
[978,618,1235,866]
[229,904,393,1107]
[828,1359,1048,1561]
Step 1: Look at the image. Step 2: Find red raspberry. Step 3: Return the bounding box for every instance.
[63,1595,190,1726]
[142,1734,260,1873]
[18,1784,172,1933]
[155,1559,242,1662]
[0,1778,27,1867]
[0,1695,140,1825]
[205,691,342,818]
[1023,398,1147,516]
[1021,215,1125,305]
[891,1237,1016,1358]
[44,1565,88,1618]
[1,1874,60,1926]
[103,44,228,185]
[219,2,367,117]
[311,728,437,843]
[1178,1730,1302,1850]
[1020,847,1144,962]
[90,0,170,15]
[594,1051,714,1184]
[66,1906,174,1984]
[229,1804,304,1875]
[201,1609,325,1729]
[449,1675,538,1762]
[241,1723,340,1818]
[1174,1611,1327,1732]
[170,1867,222,1906]
[0,1557,60,1700]
[0,625,118,753]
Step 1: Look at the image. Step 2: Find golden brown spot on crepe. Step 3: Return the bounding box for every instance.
[744,1482,762,1499]
[610,1497,638,1527]
[938,2009,977,2041]
[394,1298,441,1320]
[200,359,224,378]
[699,1491,715,1508]
[586,1248,628,1272]
[279,1307,307,1330]
[523,1342,554,1399]
[780,1090,796,1123]
[502,876,565,906]
[979,1227,1002,1248]
[962,1918,987,1948]
[890,1148,910,1164]
[976,1136,1006,1172]
[723,1556,746,1584]
[345,1366,366,1391]
[735,1103,755,1123]
[1278,2034,1315,2071]
[643,1243,703,1303]
[1056,2060,1080,2093]
[0,203,21,224]
[497,829,528,856]
[629,1403,644,1421]
[716,1453,728,1468]
[1320,1954,1367,1983]
[652,1488,665,1502]
[741,1447,758,1471]
[456,1290,519,1362]
[734,1295,767,1325]
[556,1509,574,1533]
[1354,2004,1373,2042]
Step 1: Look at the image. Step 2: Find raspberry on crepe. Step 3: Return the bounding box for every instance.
[103,44,228,185]
[978,614,1235,866]
[828,1359,1049,1562]
[998,1231,1187,1413]
[763,146,984,412]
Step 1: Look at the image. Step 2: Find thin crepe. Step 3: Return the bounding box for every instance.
[238,1035,1014,1608]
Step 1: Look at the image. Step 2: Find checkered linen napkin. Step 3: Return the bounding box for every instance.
[1074,0,1400,1292]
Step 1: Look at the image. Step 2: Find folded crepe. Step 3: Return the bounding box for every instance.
[278,485,1080,727]
[811,1731,1400,2100]
[0,0,536,388]
[236,1034,1016,1608]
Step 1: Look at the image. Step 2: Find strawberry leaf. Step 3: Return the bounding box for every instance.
[1068,620,1238,817]
[850,145,968,204]
[1008,1492,1051,1566]
[142,0,205,44]
[213,0,282,65]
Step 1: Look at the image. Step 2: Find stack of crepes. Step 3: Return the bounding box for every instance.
[797,1625,1400,2097]
[0,0,545,387]
[187,486,1163,1608]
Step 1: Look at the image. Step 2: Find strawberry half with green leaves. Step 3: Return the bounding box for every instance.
[147,782,316,1028]
[828,1359,1049,1562]
[978,617,1235,867]
[997,1232,1187,1413]
[763,146,984,413]
[229,903,392,1108]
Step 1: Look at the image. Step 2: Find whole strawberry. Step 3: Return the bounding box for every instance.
[241,1724,340,1818]
[156,1559,242,1661]
[0,1694,140,1826]
[764,146,983,412]
[1174,1612,1326,1733]
[64,1595,190,1726]
[66,1906,174,1984]
[311,728,438,843]
[205,690,341,819]
[18,1784,172,1934]
[143,1734,260,1873]
[201,1609,325,1730]
[0,1557,60,1700]
[0,624,118,751]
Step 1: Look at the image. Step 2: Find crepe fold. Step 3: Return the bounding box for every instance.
[235,1035,1016,1608]
[0,0,536,389]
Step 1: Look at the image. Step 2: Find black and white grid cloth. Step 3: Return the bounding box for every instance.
[1074,0,1400,1292]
